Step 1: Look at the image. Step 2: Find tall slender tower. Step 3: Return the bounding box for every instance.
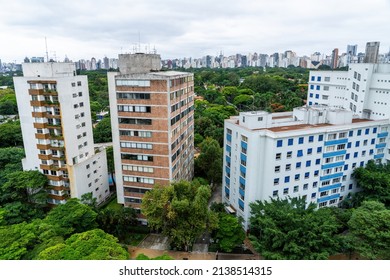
[14,62,110,205]
[331,48,339,69]
[364,41,380,63]
[108,53,195,222]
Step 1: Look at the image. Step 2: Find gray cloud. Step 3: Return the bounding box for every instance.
[1,0,389,62]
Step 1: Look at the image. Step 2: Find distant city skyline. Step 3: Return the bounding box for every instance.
[1,0,390,62]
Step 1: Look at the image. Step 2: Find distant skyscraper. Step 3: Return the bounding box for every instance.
[347,44,358,56]
[331,48,339,69]
[103,56,109,69]
[364,41,380,63]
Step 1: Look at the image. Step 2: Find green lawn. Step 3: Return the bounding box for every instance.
[104,196,123,211]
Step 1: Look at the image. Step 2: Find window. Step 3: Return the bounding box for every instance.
[273,190,278,197]
[294,186,299,193]
[296,162,301,168]
[349,131,353,137]
[117,92,150,100]
[287,151,292,158]
[275,166,280,172]
[277,140,283,147]
[307,148,312,155]
[298,137,304,144]
[284,176,290,183]
[325,77,330,82]
[286,164,291,171]
[283,188,289,195]
[357,129,362,136]
[318,135,324,141]
[306,160,311,167]
[309,136,314,143]
[355,141,360,147]
[288,138,294,146]
[314,170,319,176]
[118,118,152,125]
[328,133,337,140]
[315,158,321,165]
[276,153,281,160]
[354,152,358,158]
[274,178,279,185]
[297,150,303,157]
[303,183,308,190]
[317,147,322,153]
[79,102,84,107]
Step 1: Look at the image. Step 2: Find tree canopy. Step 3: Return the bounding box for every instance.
[249,197,341,260]
[141,180,217,251]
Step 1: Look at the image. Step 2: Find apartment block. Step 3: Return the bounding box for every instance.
[307,63,390,119]
[14,63,110,205]
[108,54,195,220]
[222,106,390,229]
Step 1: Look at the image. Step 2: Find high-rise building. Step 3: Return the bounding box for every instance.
[364,41,380,63]
[347,44,358,56]
[108,53,195,221]
[331,48,339,69]
[306,63,390,120]
[14,62,110,205]
[222,106,390,229]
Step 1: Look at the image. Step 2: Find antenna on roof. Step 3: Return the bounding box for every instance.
[45,37,49,62]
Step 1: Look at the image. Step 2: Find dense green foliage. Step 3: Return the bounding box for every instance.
[37,229,128,260]
[249,198,341,260]
[93,116,112,143]
[135,253,174,260]
[195,138,223,185]
[0,88,18,115]
[0,121,23,148]
[346,201,390,259]
[97,206,138,240]
[214,214,245,253]
[141,180,217,251]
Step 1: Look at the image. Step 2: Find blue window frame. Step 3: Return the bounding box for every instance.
[315,94,319,99]
[344,164,348,170]
[318,135,324,141]
[355,141,360,147]
[310,85,314,89]
[296,162,301,168]
[309,101,312,105]
[357,129,362,136]
[373,127,377,133]
[277,140,283,147]
[309,93,313,98]
[360,161,364,167]
[346,153,350,159]
[295,174,300,180]
[316,85,320,90]
[354,152,358,158]
[297,150,303,157]
[309,136,314,142]
[285,176,290,183]
[317,147,322,153]
[288,138,294,146]
[349,131,353,137]
[311,76,315,81]
[307,148,312,155]
[313,182,318,187]
[306,160,311,167]
[305,172,310,178]
[274,178,279,185]
[299,137,304,144]
[349,184,353,190]
[371,138,375,145]
[316,158,321,165]
[369,149,374,155]
[314,170,319,176]
[365,128,369,135]
[317,77,321,82]
[311,193,316,198]
[347,142,351,148]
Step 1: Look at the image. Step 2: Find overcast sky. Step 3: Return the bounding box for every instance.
[1,0,390,63]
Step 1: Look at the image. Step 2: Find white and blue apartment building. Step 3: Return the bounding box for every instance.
[222,105,390,229]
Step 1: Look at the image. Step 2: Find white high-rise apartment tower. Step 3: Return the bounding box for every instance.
[14,63,110,205]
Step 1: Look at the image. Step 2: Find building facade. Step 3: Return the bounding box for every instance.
[108,54,195,221]
[14,63,110,205]
[364,42,380,63]
[307,63,390,120]
[222,106,390,229]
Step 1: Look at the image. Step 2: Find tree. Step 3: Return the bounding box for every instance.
[0,121,23,148]
[142,181,217,251]
[195,138,223,185]
[44,198,98,237]
[93,117,112,143]
[351,160,390,207]
[37,229,129,260]
[249,198,341,260]
[0,170,48,204]
[214,214,245,252]
[0,147,24,169]
[347,201,390,259]
[97,206,137,240]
